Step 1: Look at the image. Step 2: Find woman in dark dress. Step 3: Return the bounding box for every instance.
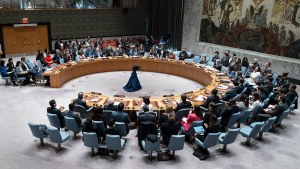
[123,65,142,92]
[160,114,181,146]
[91,106,106,127]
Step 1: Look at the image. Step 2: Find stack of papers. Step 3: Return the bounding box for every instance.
[218,85,229,90]
[90,98,100,102]
[194,95,206,101]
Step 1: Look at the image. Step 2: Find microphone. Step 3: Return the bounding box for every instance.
[163,94,174,97]
[113,94,125,98]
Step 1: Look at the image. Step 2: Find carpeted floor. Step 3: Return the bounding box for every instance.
[0,56,300,169]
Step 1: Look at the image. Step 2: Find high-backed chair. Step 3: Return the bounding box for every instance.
[47,125,70,150]
[262,98,269,109]
[221,66,228,73]
[74,104,93,119]
[195,132,221,159]
[83,132,101,156]
[175,108,191,123]
[181,120,203,142]
[193,55,200,63]
[47,113,61,130]
[13,69,26,86]
[141,136,160,161]
[0,74,11,85]
[252,117,276,140]
[249,103,263,122]
[28,123,49,146]
[106,134,126,159]
[239,122,264,145]
[227,112,240,128]
[218,128,240,152]
[241,66,247,75]
[237,110,252,128]
[207,61,214,67]
[64,116,81,139]
[275,108,290,127]
[167,135,185,158]
[115,122,128,137]
[289,104,295,115]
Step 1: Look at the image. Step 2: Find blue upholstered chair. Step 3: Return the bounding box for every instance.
[0,74,11,85]
[74,104,93,119]
[47,113,61,130]
[64,116,81,139]
[141,136,160,161]
[167,135,185,158]
[227,112,241,128]
[115,122,128,137]
[272,74,278,85]
[175,108,191,123]
[193,55,200,63]
[239,122,264,145]
[221,66,228,73]
[83,132,101,156]
[237,110,252,128]
[251,117,276,140]
[28,123,49,146]
[181,120,204,142]
[207,61,214,67]
[13,69,26,86]
[241,66,247,75]
[289,104,295,116]
[262,98,269,109]
[106,134,126,159]
[275,109,290,126]
[195,132,221,156]
[47,125,70,150]
[218,128,240,152]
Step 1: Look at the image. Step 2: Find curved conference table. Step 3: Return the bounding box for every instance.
[43,57,233,111]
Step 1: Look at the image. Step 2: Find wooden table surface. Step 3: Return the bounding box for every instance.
[43,57,233,111]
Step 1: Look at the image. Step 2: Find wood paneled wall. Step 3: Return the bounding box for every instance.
[2,25,49,55]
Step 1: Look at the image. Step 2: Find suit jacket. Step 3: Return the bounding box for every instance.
[220,105,239,128]
[6,62,15,72]
[53,54,61,64]
[270,102,288,120]
[260,92,267,102]
[160,122,181,146]
[221,56,230,67]
[175,101,192,113]
[138,112,156,125]
[64,110,82,128]
[222,87,238,101]
[111,111,131,133]
[203,94,220,108]
[21,62,29,71]
[47,107,65,128]
[287,91,298,108]
[73,98,89,110]
[103,104,118,111]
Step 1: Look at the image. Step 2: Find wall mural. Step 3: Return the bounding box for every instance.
[199,0,300,59]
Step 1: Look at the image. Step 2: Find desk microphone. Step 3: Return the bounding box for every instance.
[163,94,174,97]
[113,94,125,98]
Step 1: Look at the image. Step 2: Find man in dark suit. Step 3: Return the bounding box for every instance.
[111,102,131,134]
[258,86,267,102]
[222,81,241,101]
[73,92,89,110]
[64,103,82,128]
[137,106,156,125]
[220,99,239,131]
[53,49,61,64]
[179,48,188,60]
[47,99,66,128]
[257,94,288,123]
[286,84,298,108]
[103,99,118,111]
[221,53,230,67]
[175,94,192,113]
[203,89,220,108]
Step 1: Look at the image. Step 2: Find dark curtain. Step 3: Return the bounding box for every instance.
[148,0,185,51]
